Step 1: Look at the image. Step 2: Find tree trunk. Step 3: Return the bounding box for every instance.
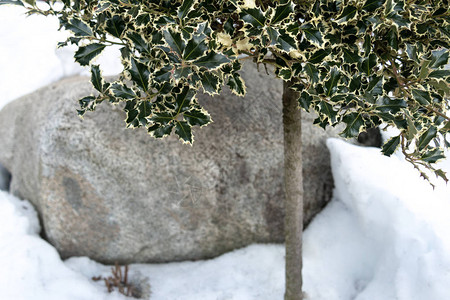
[282,80,304,300]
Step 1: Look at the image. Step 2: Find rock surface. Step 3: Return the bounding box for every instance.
[0,164,10,191]
[0,63,342,263]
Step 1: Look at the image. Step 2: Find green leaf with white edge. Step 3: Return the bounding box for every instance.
[301,24,323,46]
[184,108,211,127]
[411,89,431,105]
[349,76,361,92]
[384,0,394,16]
[194,51,230,70]
[308,49,331,64]
[200,72,221,95]
[417,126,437,151]
[421,148,446,164]
[304,63,319,83]
[124,99,137,112]
[428,79,450,96]
[175,87,195,114]
[381,135,401,156]
[359,54,377,76]
[342,47,360,64]
[111,83,136,99]
[74,43,106,66]
[271,1,294,24]
[227,72,246,96]
[138,101,152,125]
[386,26,398,50]
[266,27,279,45]
[338,6,357,22]
[439,26,450,39]
[429,49,449,69]
[149,123,175,138]
[429,70,450,78]
[362,0,385,12]
[406,44,418,62]
[318,101,337,124]
[183,35,208,61]
[175,121,193,144]
[129,58,150,92]
[241,8,266,28]
[405,113,417,141]
[23,0,35,6]
[435,169,449,183]
[367,75,383,94]
[65,18,93,37]
[375,96,407,113]
[298,91,313,112]
[232,60,242,72]
[278,68,292,80]
[441,120,450,132]
[91,65,106,93]
[416,58,431,79]
[324,67,341,97]
[120,46,131,61]
[151,112,175,125]
[221,64,233,75]
[331,94,347,103]
[177,0,195,20]
[79,95,95,110]
[363,35,371,55]
[181,26,194,40]
[126,32,150,53]
[341,113,364,138]
[152,31,163,45]
[277,32,297,52]
[126,109,139,127]
[173,66,192,80]
[153,67,171,84]
[164,29,185,57]
[105,15,125,38]
[95,1,111,13]
[0,0,24,6]
[292,62,302,76]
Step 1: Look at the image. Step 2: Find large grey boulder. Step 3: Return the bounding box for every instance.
[0,63,340,263]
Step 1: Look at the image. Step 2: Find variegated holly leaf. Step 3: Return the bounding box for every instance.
[63,18,93,37]
[17,0,449,182]
[74,44,106,66]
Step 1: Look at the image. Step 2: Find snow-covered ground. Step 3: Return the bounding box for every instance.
[1,5,450,300]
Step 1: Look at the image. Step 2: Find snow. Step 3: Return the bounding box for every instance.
[1,5,450,300]
[0,190,128,300]
[2,139,450,300]
[303,139,450,300]
[0,188,284,300]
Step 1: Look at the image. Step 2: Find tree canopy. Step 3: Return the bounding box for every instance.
[3,0,449,182]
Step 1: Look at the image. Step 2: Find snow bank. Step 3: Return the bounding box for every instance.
[302,139,450,300]
[67,245,285,300]
[0,190,127,300]
[2,140,450,300]
[0,191,285,300]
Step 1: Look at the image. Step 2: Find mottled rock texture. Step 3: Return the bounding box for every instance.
[0,63,343,263]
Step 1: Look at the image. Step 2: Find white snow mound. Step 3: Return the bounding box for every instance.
[0,190,127,300]
[302,139,450,300]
